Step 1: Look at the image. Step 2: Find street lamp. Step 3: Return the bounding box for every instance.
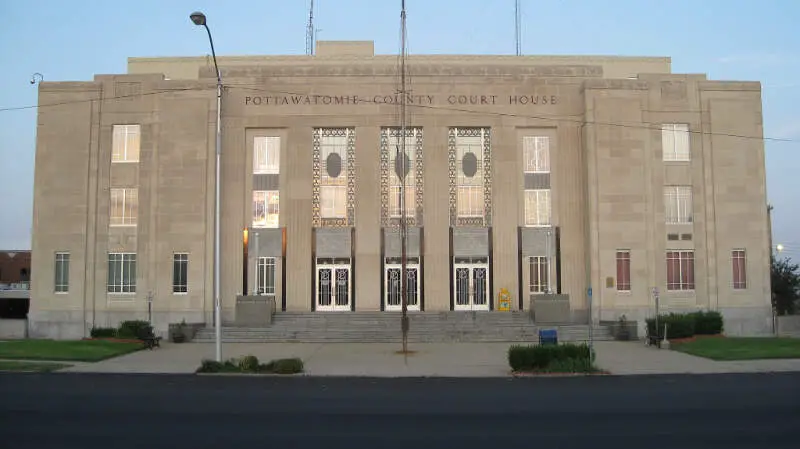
[190,11,223,362]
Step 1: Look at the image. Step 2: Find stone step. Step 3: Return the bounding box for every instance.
[190,311,611,343]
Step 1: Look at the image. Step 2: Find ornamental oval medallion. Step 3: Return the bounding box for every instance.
[462,152,478,177]
[394,152,411,179]
[326,152,343,178]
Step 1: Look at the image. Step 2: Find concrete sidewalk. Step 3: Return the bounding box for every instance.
[58,340,800,377]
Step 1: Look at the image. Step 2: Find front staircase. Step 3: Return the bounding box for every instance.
[191,311,613,343]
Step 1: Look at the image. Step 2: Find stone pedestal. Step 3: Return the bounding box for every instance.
[529,294,572,324]
[235,296,276,327]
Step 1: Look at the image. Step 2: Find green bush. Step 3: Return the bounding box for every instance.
[646,310,724,339]
[117,320,153,340]
[239,355,260,372]
[90,327,117,338]
[197,357,304,374]
[268,358,304,374]
[646,313,695,339]
[541,357,597,373]
[508,343,591,371]
[691,310,724,335]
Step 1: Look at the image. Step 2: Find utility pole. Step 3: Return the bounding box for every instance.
[399,0,410,355]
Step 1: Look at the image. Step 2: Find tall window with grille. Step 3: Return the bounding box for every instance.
[664,185,692,224]
[523,136,551,227]
[110,188,138,226]
[662,123,690,162]
[448,127,491,226]
[252,136,280,228]
[387,129,417,219]
[732,249,747,289]
[107,252,136,294]
[112,124,141,163]
[313,128,356,227]
[529,256,549,294]
[172,253,188,294]
[616,250,631,292]
[54,252,70,293]
[666,250,694,291]
[257,257,276,296]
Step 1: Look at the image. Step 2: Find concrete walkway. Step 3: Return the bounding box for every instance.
[58,340,800,376]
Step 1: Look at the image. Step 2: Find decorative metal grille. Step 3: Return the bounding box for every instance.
[380,127,424,227]
[312,128,356,227]
[448,127,492,227]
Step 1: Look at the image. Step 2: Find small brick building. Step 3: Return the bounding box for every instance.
[0,251,31,284]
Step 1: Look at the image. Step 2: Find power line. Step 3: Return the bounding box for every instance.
[0,86,206,112]
[228,84,798,143]
[3,82,798,144]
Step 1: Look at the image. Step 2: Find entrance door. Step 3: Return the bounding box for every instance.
[385,257,421,311]
[453,257,489,311]
[316,258,351,311]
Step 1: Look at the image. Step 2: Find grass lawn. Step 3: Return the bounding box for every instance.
[673,337,800,361]
[0,360,72,372]
[0,339,142,362]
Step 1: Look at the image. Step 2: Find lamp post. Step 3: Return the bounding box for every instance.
[190,11,223,362]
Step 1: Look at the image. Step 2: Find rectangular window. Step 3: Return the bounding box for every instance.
[662,123,690,161]
[54,252,70,293]
[529,256,550,294]
[523,136,550,173]
[253,136,280,174]
[319,133,349,219]
[664,186,692,224]
[110,188,138,226]
[456,185,483,217]
[253,190,280,227]
[387,130,418,218]
[107,252,136,293]
[172,253,188,294]
[257,257,276,296]
[320,186,347,218]
[456,134,484,218]
[732,249,747,289]
[524,189,551,226]
[666,250,694,291]
[616,250,631,292]
[112,124,141,163]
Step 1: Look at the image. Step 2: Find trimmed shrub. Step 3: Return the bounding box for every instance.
[268,358,304,374]
[646,310,724,339]
[692,310,724,335]
[646,313,695,339]
[508,343,591,372]
[90,327,117,338]
[239,355,260,372]
[118,320,153,340]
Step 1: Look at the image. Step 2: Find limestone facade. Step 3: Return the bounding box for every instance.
[28,41,772,338]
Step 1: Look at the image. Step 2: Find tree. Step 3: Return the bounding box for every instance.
[771,256,800,315]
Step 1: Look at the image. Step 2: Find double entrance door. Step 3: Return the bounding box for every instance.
[384,257,420,311]
[315,258,351,311]
[453,257,489,311]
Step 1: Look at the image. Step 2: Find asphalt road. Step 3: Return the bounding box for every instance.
[1,372,797,449]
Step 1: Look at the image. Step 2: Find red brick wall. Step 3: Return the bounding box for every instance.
[0,251,31,284]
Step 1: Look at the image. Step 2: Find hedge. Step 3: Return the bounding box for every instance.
[508,343,593,372]
[645,310,723,339]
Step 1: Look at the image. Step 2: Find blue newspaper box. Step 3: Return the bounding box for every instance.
[538,329,558,345]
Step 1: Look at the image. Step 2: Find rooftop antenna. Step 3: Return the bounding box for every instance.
[514,0,522,56]
[515,0,522,56]
[306,0,315,55]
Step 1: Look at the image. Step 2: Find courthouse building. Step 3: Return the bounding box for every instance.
[29,40,773,339]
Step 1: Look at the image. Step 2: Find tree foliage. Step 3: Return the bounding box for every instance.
[772,256,800,315]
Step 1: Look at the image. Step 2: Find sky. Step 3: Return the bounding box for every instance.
[0,0,797,259]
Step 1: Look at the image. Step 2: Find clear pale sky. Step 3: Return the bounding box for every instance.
[0,0,797,260]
